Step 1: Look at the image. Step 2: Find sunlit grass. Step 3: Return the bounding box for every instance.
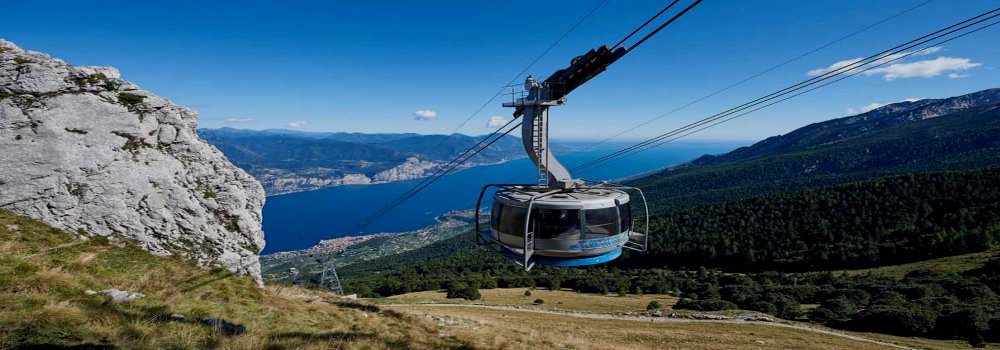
[0,209,473,349]
[837,246,999,279]
[385,288,679,314]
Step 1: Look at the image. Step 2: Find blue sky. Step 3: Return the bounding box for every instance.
[2,0,997,142]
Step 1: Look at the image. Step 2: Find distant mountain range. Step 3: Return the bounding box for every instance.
[630,87,1000,214]
[198,128,525,195]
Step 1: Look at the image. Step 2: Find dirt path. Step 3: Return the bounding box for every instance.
[387,303,914,349]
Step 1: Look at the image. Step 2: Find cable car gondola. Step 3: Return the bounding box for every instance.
[476,61,648,271]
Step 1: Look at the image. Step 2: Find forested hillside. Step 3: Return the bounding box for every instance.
[634,168,1000,271]
[630,89,1000,214]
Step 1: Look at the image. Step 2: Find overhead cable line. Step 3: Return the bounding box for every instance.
[612,0,682,49]
[354,122,522,231]
[625,0,703,52]
[572,0,936,154]
[572,8,1000,172]
[423,0,609,154]
[356,0,704,230]
[354,1,609,231]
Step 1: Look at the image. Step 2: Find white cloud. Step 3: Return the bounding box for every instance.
[846,102,884,115]
[224,117,252,123]
[948,73,970,79]
[413,110,437,121]
[808,57,864,76]
[287,120,307,128]
[846,98,924,115]
[807,46,948,77]
[863,56,981,80]
[486,115,508,128]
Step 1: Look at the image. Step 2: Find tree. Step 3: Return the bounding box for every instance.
[446,282,481,300]
[768,294,802,320]
[809,298,855,323]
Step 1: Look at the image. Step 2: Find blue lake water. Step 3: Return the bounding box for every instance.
[261,141,745,253]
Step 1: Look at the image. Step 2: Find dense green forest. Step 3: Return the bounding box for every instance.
[633,168,1000,271]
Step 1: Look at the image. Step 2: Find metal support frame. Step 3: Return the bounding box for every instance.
[319,259,344,295]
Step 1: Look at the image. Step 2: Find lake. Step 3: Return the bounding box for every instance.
[261,141,745,253]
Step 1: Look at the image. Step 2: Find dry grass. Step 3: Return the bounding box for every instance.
[385,288,678,314]
[0,210,474,349]
[385,289,999,349]
[387,305,921,350]
[837,246,999,279]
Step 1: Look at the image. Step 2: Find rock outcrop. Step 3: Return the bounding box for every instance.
[0,40,266,284]
[372,157,436,182]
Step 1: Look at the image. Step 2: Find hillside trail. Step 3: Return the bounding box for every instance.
[387,303,913,349]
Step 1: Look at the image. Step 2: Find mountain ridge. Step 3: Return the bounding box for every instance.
[199,127,525,195]
[631,87,1000,214]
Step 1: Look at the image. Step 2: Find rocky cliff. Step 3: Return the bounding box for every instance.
[0,40,266,283]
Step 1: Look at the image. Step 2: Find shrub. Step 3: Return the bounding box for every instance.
[768,294,803,319]
[809,298,855,323]
[523,289,532,297]
[117,93,145,111]
[533,299,544,305]
[445,282,480,301]
[647,300,662,310]
[480,278,498,289]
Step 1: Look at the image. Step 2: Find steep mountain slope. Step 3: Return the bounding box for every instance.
[0,40,265,282]
[0,210,473,349]
[199,128,525,195]
[631,88,1000,214]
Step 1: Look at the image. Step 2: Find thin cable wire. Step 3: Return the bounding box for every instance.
[425,0,609,152]
[626,0,704,51]
[572,8,1000,172]
[355,122,523,230]
[355,118,521,231]
[573,11,1000,172]
[356,1,609,231]
[602,28,993,168]
[613,0,682,49]
[572,0,936,154]
[357,0,703,231]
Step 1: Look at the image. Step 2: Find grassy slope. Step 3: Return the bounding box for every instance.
[379,289,990,350]
[383,288,679,314]
[0,210,473,349]
[837,246,1000,279]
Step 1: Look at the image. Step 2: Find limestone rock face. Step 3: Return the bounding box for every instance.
[0,40,266,284]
